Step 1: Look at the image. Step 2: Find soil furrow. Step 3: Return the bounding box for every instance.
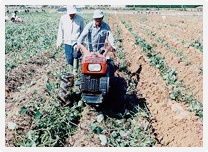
[114,14,203,147]
[120,15,203,104]
[132,14,203,42]
[66,14,151,147]
[127,14,203,68]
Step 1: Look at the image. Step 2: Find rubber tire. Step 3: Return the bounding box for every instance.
[107,57,115,87]
[109,77,127,113]
[58,73,74,107]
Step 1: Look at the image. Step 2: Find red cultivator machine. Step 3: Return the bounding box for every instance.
[58,32,126,111]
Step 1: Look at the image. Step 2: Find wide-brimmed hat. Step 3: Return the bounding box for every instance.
[67,5,77,14]
[93,10,104,18]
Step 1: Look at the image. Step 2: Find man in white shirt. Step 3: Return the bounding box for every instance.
[57,6,85,75]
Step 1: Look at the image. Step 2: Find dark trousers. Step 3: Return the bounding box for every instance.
[65,44,75,65]
[65,44,82,65]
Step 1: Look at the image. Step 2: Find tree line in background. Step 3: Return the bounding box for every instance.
[126,5,202,8]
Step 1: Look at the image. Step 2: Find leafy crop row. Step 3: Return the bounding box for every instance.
[6,12,92,147]
[100,17,156,147]
[118,16,203,120]
[182,38,203,52]
[123,15,203,85]
[5,12,61,71]
[128,15,203,74]
[125,17,196,67]
[16,98,84,147]
[134,15,203,53]
[73,16,156,147]
[7,12,155,147]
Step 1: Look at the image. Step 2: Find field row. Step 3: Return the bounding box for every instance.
[119,14,203,105]
[5,12,156,147]
[111,14,203,146]
[5,11,203,147]
[130,14,203,52]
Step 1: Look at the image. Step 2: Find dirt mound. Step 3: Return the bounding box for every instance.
[65,107,101,147]
[123,15,203,103]
[5,64,36,94]
[5,12,203,147]
[113,14,203,147]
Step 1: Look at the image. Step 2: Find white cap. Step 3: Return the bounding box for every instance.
[67,5,77,14]
[93,10,104,18]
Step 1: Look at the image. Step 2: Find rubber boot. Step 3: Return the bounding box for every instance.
[73,59,78,76]
[68,64,73,74]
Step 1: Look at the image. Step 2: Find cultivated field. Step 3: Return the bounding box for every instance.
[5,9,203,147]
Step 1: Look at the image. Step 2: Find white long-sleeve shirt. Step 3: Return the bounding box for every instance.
[57,14,85,47]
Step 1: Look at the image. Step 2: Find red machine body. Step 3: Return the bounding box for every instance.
[81,52,107,74]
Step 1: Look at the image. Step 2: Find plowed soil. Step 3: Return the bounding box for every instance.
[129,14,203,68]
[112,14,203,147]
[120,14,203,104]
[5,11,203,147]
[65,13,203,147]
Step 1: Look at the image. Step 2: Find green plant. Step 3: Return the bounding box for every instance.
[161,67,178,84]
[156,37,165,43]
[15,81,84,147]
[199,67,203,75]
[189,39,203,52]
[118,16,203,120]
